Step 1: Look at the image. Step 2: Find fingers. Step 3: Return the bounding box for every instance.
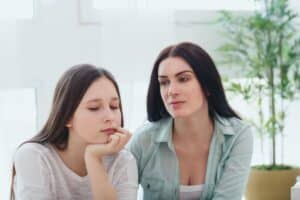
[108,132,130,152]
[115,127,131,137]
[115,127,132,142]
[85,127,133,158]
[108,134,120,147]
[116,132,130,146]
[90,127,132,156]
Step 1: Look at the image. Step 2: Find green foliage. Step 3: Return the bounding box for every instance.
[218,0,300,167]
[252,164,292,170]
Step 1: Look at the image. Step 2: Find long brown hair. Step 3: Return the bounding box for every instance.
[147,42,240,122]
[10,64,124,199]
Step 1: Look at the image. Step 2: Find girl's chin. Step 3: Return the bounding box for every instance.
[87,139,107,145]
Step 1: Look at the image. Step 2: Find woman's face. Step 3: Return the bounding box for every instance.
[158,56,208,118]
[67,77,122,144]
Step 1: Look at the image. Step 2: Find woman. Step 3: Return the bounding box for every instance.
[129,42,253,200]
[11,64,138,200]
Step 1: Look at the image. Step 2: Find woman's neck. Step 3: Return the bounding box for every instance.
[173,110,214,145]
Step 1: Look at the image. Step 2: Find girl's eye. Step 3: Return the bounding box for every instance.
[110,105,119,110]
[88,107,99,111]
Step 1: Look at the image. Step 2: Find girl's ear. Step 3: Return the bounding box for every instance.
[66,118,73,128]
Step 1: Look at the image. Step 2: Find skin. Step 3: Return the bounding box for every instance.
[158,57,214,185]
[56,77,131,200]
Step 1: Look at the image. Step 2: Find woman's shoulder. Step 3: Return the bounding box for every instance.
[135,119,161,133]
[221,116,253,140]
[228,117,251,131]
[133,118,171,140]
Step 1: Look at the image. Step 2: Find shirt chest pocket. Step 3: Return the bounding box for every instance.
[141,177,166,200]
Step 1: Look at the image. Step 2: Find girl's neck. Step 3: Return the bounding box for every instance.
[55,135,88,177]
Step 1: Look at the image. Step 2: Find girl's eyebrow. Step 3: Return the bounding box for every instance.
[86,97,119,103]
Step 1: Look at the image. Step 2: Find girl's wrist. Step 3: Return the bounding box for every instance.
[84,147,104,163]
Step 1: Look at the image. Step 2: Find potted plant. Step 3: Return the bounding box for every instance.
[216,0,300,199]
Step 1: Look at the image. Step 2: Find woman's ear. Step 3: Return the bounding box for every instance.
[205,88,210,96]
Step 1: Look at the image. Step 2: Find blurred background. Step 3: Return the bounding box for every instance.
[0,0,299,199]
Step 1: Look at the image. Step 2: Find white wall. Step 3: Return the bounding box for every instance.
[15,1,233,129]
[0,89,36,199]
[0,21,21,88]
[1,0,300,199]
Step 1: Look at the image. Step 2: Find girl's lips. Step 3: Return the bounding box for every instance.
[101,128,116,135]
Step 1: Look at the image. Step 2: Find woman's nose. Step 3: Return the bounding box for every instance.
[167,82,179,97]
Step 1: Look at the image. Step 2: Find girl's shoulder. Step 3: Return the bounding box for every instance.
[15,142,50,155]
[14,142,53,165]
[105,149,136,167]
[103,149,137,179]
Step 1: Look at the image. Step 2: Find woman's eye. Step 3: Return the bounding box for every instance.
[179,76,189,82]
[159,80,169,86]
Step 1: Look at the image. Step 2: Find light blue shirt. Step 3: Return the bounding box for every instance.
[129,116,253,200]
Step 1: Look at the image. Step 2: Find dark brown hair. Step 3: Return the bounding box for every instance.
[147,42,240,122]
[10,64,123,199]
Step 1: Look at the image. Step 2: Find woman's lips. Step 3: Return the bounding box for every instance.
[169,101,185,109]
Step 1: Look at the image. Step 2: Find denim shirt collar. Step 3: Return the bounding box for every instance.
[154,115,235,145]
[154,117,173,143]
[215,115,235,136]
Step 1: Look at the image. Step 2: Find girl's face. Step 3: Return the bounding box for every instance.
[67,77,122,144]
[158,57,208,118]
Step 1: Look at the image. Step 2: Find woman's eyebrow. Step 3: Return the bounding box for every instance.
[158,70,193,78]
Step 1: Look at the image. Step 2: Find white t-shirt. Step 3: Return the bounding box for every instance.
[180,184,204,200]
[13,143,138,200]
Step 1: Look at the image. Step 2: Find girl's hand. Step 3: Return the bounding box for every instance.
[85,127,131,159]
